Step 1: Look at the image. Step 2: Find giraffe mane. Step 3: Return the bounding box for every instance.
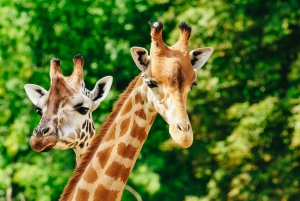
[60,73,142,200]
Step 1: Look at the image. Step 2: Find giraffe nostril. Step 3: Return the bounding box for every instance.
[177,123,190,132]
[177,124,182,131]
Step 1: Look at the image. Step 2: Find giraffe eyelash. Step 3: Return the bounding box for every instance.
[35,107,42,116]
[146,80,158,88]
[144,77,158,88]
[77,107,89,115]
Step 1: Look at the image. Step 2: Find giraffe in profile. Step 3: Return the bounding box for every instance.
[60,21,213,200]
[24,55,113,164]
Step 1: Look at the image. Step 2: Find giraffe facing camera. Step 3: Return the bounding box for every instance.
[24,54,113,163]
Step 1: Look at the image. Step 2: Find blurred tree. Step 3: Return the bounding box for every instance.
[0,0,300,200]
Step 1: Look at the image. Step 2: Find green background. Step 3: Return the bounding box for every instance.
[0,0,300,200]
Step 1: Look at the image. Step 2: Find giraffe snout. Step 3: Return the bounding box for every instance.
[35,125,53,136]
[176,123,190,133]
[169,121,193,148]
[31,124,57,152]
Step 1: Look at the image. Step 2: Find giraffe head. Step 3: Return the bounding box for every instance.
[131,21,213,148]
[24,55,113,153]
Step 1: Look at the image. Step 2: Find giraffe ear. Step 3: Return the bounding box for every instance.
[90,76,113,112]
[24,84,48,105]
[130,47,150,72]
[190,47,213,70]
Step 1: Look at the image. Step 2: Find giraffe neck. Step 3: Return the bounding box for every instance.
[60,75,157,201]
[74,115,96,164]
[73,122,95,164]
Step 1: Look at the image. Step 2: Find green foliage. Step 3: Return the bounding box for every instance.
[0,0,300,200]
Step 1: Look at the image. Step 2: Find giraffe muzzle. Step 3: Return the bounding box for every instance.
[177,123,190,133]
[30,125,57,152]
[169,123,193,148]
[30,134,57,152]
[34,126,53,136]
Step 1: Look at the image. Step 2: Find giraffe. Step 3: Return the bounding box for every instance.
[60,21,213,200]
[24,54,113,164]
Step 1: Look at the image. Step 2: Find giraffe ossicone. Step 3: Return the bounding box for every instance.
[60,21,213,200]
[24,54,113,163]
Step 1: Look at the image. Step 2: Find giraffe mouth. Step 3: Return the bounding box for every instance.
[41,145,55,152]
[30,134,57,152]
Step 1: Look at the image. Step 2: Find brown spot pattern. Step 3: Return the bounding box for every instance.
[148,107,156,113]
[79,142,84,148]
[59,75,142,201]
[103,122,116,142]
[80,132,85,140]
[117,142,138,159]
[134,93,144,105]
[119,117,131,137]
[89,122,92,134]
[82,120,87,129]
[130,120,147,142]
[53,117,58,125]
[90,130,94,138]
[149,114,157,125]
[97,145,114,169]
[134,109,146,120]
[93,184,118,201]
[105,161,131,183]
[86,122,89,132]
[120,100,132,116]
[75,188,90,199]
[83,165,98,184]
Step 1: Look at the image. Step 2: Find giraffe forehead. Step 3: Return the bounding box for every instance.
[51,76,86,103]
[43,76,81,115]
[49,76,77,97]
[150,57,196,87]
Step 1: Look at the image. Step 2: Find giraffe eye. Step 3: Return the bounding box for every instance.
[146,80,158,88]
[36,107,42,116]
[190,82,197,90]
[77,107,89,115]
